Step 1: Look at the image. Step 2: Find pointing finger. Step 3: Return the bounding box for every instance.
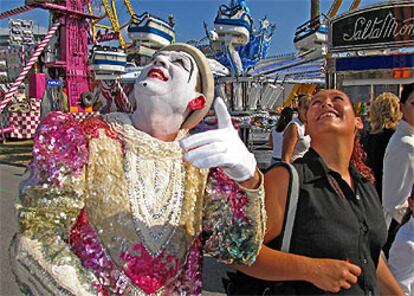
[214,97,232,129]
[180,129,225,150]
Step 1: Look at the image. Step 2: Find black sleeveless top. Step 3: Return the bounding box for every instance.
[268,148,387,295]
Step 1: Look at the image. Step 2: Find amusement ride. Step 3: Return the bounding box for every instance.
[1,0,412,168]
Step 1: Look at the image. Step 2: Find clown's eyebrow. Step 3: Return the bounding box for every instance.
[185,55,194,83]
[170,53,194,83]
[151,52,195,83]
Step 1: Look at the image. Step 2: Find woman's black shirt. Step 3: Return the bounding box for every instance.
[268,148,388,295]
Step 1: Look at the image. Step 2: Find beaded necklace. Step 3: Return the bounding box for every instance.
[124,152,186,257]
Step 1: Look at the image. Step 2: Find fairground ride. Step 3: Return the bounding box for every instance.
[281,0,363,107]
[0,0,104,115]
[88,0,135,50]
[0,0,144,120]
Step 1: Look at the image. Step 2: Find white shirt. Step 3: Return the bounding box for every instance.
[271,114,297,159]
[389,216,414,296]
[287,117,310,162]
[382,120,414,226]
[271,128,284,159]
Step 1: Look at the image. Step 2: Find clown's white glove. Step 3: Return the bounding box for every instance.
[180,97,257,182]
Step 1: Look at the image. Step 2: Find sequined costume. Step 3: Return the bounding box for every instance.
[10,111,266,296]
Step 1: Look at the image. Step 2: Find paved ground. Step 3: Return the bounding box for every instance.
[0,162,231,295]
[0,163,23,296]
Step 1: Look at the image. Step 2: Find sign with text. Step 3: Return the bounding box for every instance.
[96,30,119,43]
[329,1,414,52]
[47,80,64,87]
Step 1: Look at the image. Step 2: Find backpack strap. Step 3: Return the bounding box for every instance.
[268,161,300,253]
[280,162,300,253]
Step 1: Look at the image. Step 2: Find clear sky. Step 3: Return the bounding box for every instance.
[1,0,384,55]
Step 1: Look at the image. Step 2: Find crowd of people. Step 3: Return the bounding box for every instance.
[9,42,414,295]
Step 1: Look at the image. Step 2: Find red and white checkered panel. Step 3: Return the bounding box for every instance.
[6,97,41,139]
[71,111,100,122]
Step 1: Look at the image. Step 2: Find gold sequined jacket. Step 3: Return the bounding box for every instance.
[10,112,266,296]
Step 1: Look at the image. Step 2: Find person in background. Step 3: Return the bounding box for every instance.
[281,94,311,162]
[236,89,404,295]
[388,187,414,296]
[362,92,401,202]
[268,107,294,166]
[383,83,414,228]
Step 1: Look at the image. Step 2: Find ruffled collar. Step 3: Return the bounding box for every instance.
[104,112,188,159]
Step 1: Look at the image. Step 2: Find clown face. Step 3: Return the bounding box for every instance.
[134,51,199,115]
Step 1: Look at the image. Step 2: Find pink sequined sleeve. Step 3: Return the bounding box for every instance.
[202,168,266,265]
[12,112,98,295]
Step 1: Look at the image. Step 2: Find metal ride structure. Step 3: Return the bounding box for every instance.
[204,0,282,121]
[275,0,363,108]
[0,0,103,116]
[86,0,145,113]
[87,0,176,113]
[88,0,131,49]
[249,0,364,108]
[90,0,141,49]
[126,11,175,65]
[89,0,175,54]
[199,0,365,168]
[87,0,174,63]
[193,0,279,168]
[84,0,134,113]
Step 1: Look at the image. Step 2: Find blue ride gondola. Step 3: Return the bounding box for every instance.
[294,15,328,52]
[90,46,127,74]
[128,12,175,49]
[213,2,253,46]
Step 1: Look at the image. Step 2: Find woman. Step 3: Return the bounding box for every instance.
[282,94,311,162]
[362,92,401,201]
[268,107,294,166]
[237,89,404,295]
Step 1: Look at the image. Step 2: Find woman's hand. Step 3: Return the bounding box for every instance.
[307,258,362,293]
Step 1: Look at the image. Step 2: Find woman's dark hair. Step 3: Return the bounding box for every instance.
[339,90,376,183]
[351,135,375,184]
[275,107,294,132]
[401,83,414,104]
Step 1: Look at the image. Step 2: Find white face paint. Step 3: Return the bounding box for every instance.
[134,51,199,115]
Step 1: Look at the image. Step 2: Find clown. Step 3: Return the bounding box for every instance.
[10,43,266,295]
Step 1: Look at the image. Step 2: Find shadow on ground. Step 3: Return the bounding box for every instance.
[0,140,33,167]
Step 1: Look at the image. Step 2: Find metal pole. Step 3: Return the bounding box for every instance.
[0,5,34,20]
[311,0,320,21]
